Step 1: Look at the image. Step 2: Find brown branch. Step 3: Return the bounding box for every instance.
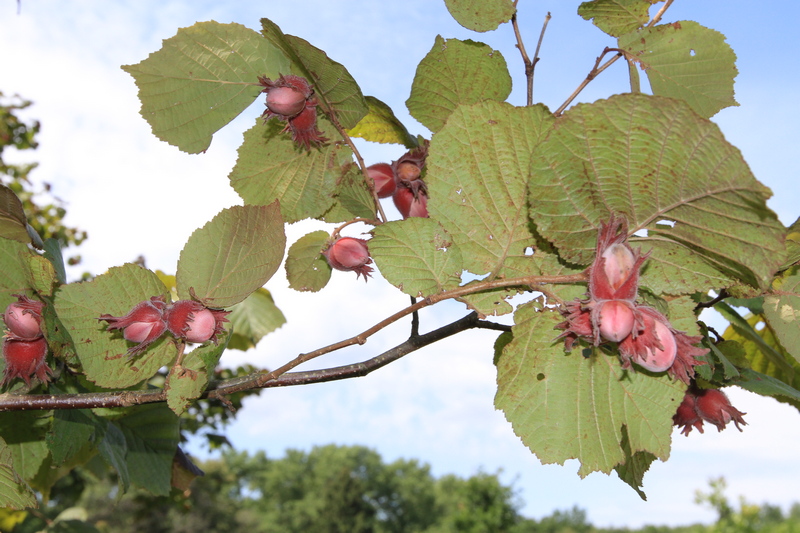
[0,312,510,412]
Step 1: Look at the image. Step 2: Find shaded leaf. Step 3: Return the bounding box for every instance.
[54,264,176,389]
[348,96,418,148]
[578,0,651,37]
[285,230,332,292]
[260,18,367,129]
[618,21,738,118]
[229,118,352,223]
[614,425,656,500]
[0,437,36,510]
[529,93,783,292]
[176,203,285,308]
[227,288,286,350]
[0,238,34,307]
[26,254,57,296]
[407,36,512,134]
[122,21,290,154]
[115,404,180,496]
[495,303,683,477]
[47,409,98,467]
[371,218,463,297]
[781,216,800,270]
[443,0,515,32]
[336,164,377,220]
[95,421,130,494]
[0,411,50,485]
[166,353,209,417]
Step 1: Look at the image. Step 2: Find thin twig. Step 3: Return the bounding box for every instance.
[554,0,675,116]
[410,296,420,338]
[530,12,551,105]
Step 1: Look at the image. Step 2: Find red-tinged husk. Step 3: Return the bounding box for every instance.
[165,300,229,345]
[366,163,397,198]
[97,296,168,356]
[1,336,52,387]
[322,237,374,281]
[393,186,428,219]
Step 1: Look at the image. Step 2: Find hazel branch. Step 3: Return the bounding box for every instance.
[0,312,510,412]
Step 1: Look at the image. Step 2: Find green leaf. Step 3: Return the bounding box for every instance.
[348,96,418,148]
[47,409,98,467]
[578,0,651,37]
[371,218,463,297]
[763,267,800,363]
[229,118,352,223]
[54,264,177,389]
[443,0,515,32]
[737,369,800,405]
[176,203,285,308]
[26,254,57,296]
[260,18,368,129]
[42,238,67,285]
[614,425,656,500]
[166,355,209,417]
[0,238,34,306]
[618,21,738,118]
[335,164,377,220]
[495,303,684,477]
[122,21,290,154]
[0,411,51,484]
[407,37,512,134]
[95,421,130,494]
[427,101,554,278]
[285,230,332,292]
[528,93,784,292]
[781,217,800,270]
[227,288,286,350]
[115,403,180,496]
[0,184,30,244]
[0,437,36,510]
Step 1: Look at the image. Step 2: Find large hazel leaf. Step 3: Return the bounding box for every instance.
[348,96,418,148]
[443,0,515,32]
[427,101,554,279]
[495,303,684,478]
[371,218,463,298]
[285,230,332,293]
[528,93,784,292]
[260,18,367,129]
[618,21,738,118]
[407,36,512,134]
[55,264,177,389]
[176,203,285,308]
[122,21,290,154]
[0,184,30,244]
[578,0,651,37]
[229,118,352,223]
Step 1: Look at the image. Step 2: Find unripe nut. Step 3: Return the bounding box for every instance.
[636,316,677,372]
[2,336,51,387]
[602,243,636,293]
[366,163,397,198]
[3,295,45,340]
[598,301,634,342]
[266,86,307,118]
[393,187,428,219]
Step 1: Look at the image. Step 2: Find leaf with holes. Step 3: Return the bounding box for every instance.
[618,21,738,118]
[579,0,651,37]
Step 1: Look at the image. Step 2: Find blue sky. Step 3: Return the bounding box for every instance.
[2,0,800,527]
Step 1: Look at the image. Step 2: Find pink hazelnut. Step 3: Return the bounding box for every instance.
[322,237,374,280]
[3,294,45,340]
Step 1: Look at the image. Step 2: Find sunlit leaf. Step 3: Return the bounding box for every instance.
[55,264,176,389]
[578,0,651,37]
[348,96,418,148]
[226,288,286,350]
[529,93,783,292]
[764,267,800,364]
[371,218,463,297]
[495,303,683,477]
[618,21,738,118]
[285,230,332,292]
[443,0,515,32]
[122,21,290,153]
[176,203,285,308]
[407,37,512,133]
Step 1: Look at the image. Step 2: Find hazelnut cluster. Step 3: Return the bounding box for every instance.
[367,143,429,219]
[673,385,747,435]
[98,297,229,356]
[258,74,328,149]
[556,215,707,384]
[2,294,52,387]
